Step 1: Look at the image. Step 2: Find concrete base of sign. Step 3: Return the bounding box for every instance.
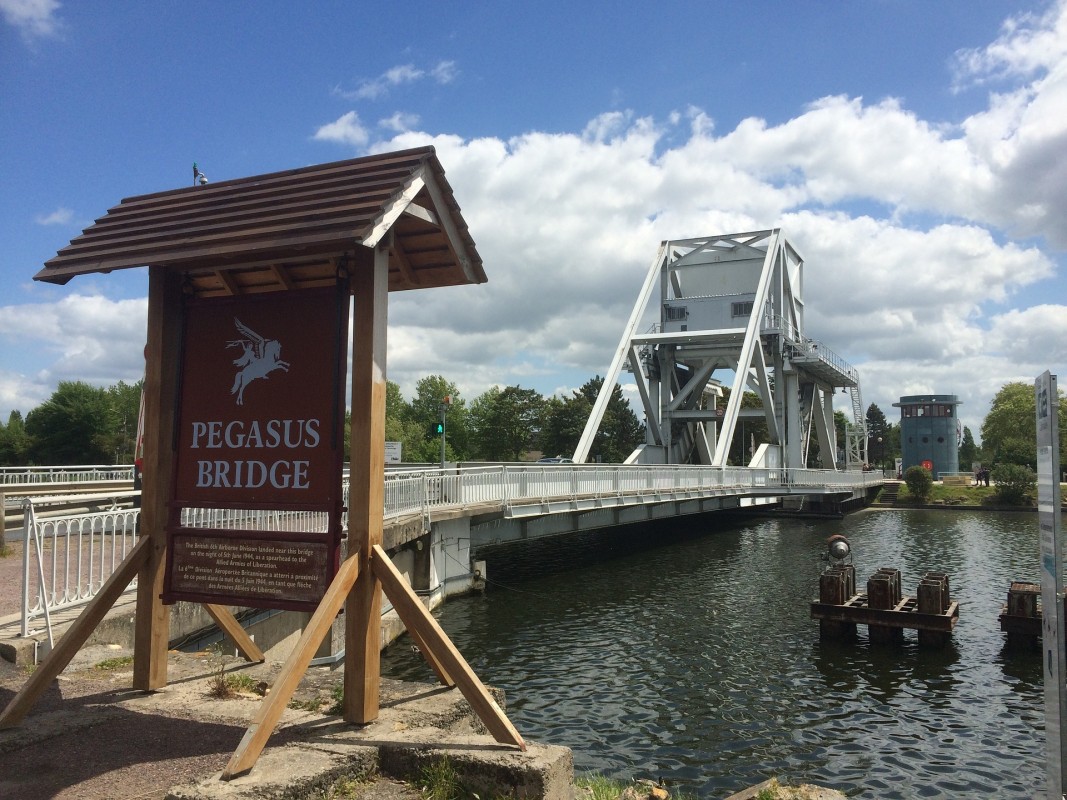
[0,647,571,800]
[169,733,571,800]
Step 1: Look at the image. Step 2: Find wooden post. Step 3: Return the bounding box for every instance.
[372,545,524,749]
[818,564,856,640]
[134,265,182,691]
[926,571,951,610]
[0,537,150,727]
[1002,581,1042,651]
[345,244,389,723]
[1008,582,1039,618]
[223,555,362,778]
[867,569,903,644]
[917,575,950,648]
[203,605,265,663]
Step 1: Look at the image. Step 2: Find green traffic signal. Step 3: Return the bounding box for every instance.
[430,422,444,436]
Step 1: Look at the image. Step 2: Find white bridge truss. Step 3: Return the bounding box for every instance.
[575,230,868,470]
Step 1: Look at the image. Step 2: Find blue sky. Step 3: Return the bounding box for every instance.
[2,0,1066,439]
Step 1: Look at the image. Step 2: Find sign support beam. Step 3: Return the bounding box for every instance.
[134,265,182,690]
[223,554,362,779]
[345,243,389,723]
[372,545,524,749]
[0,537,151,728]
[203,604,265,663]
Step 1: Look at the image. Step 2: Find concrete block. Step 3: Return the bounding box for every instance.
[165,743,378,800]
[378,739,574,800]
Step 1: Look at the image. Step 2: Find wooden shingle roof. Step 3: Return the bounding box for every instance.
[35,146,486,296]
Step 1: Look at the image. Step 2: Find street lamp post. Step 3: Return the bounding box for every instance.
[439,395,451,468]
[877,436,884,475]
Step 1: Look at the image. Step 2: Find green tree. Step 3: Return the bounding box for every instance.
[0,410,30,465]
[410,376,469,460]
[25,382,116,464]
[468,385,546,461]
[575,376,643,463]
[540,394,593,459]
[866,403,892,469]
[386,380,410,424]
[958,425,978,470]
[981,382,1067,470]
[903,464,933,503]
[106,380,142,463]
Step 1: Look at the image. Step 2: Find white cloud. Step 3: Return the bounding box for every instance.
[951,0,1067,245]
[430,60,458,84]
[954,1,1067,85]
[313,111,369,147]
[354,46,1064,435]
[0,368,49,418]
[34,207,74,226]
[334,60,458,101]
[0,294,146,385]
[379,112,420,133]
[0,0,62,42]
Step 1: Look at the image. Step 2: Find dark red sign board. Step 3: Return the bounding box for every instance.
[164,286,348,610]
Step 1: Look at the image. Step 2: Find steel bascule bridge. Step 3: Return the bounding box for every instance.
[577,229,869,476]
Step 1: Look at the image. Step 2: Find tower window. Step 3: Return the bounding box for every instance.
[665,305,688,321]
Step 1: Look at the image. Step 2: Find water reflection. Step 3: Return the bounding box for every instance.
[381,509,1045,798]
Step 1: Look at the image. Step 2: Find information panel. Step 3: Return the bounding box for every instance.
[164,286,348,610]
[169,533,331,607]
[1036,370,1066,800]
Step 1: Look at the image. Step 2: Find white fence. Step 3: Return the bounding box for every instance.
[20,495,141,639]
[1,465,135,486]
[17,463,882,637]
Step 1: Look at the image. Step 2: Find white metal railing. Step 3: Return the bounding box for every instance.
[1,465,135,486]
[16,464,882,635]
[21,495,141,639]
[762,311,859,384]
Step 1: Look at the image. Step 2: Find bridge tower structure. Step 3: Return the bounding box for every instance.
[574,230,867,470]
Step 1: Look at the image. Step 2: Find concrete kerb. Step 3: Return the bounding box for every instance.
[156,674,572,800]
[167,738,572,800]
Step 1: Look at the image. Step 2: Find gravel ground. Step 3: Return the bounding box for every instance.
[0,542,23,618]
[0,648,451,800]
[0,651,257,799]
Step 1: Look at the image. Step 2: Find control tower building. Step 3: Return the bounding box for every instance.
[893,394,961,478]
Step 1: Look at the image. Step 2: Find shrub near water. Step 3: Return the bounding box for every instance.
[992,463,1036,505]
[903,465,933,503]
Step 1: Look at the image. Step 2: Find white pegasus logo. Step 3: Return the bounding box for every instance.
[227,318,290,405]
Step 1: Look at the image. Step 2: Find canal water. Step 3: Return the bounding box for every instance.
[380,509,1046,798]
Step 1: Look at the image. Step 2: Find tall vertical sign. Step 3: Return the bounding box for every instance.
[164,286,349,611]
[1036,370,1066,800]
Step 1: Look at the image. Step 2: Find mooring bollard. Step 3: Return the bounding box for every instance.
[1000,581,1042,651]
[917,573,951,647]
[867,568,904,644]
[818,564,857,640]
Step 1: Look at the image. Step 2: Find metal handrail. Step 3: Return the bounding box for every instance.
[1,465,135,486]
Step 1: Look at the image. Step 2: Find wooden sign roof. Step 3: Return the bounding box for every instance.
[34,146,486,296]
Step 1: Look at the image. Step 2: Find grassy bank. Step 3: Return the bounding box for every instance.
[886,481,1067,507]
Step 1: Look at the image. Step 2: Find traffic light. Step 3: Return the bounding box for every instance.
[429,422,444,436]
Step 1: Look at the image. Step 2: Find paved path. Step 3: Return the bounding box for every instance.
[0,542,23,619]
